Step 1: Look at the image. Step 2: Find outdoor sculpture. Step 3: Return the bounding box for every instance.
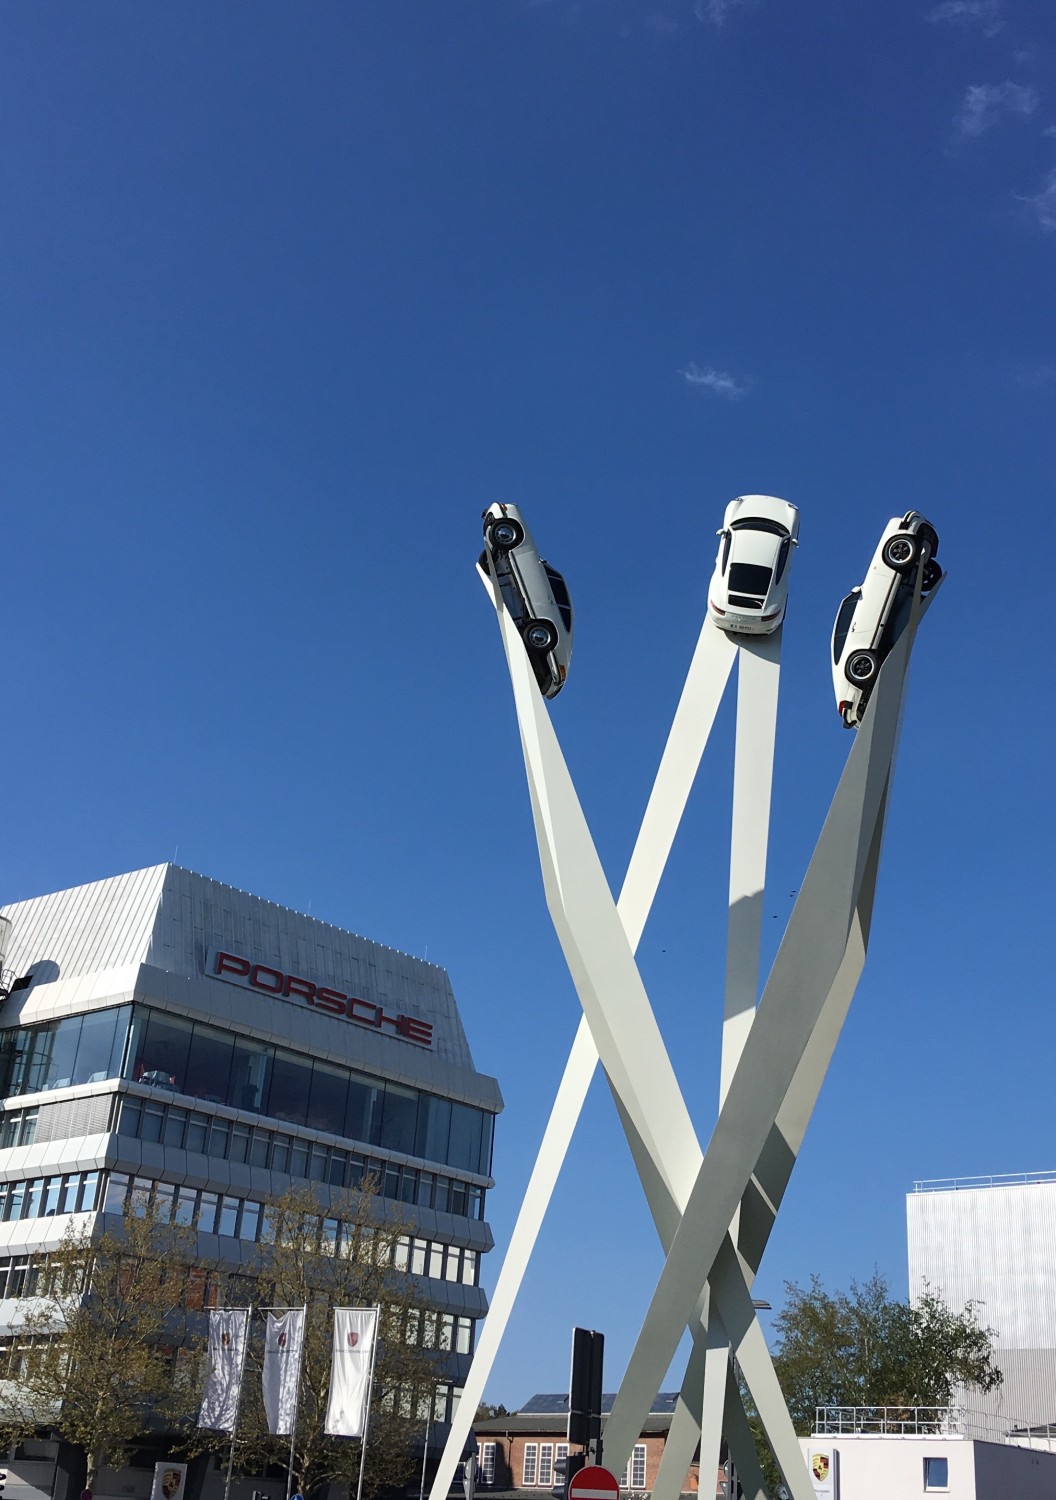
[431,507,941,1500]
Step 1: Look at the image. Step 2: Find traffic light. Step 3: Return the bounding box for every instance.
[551,1452,585,1500]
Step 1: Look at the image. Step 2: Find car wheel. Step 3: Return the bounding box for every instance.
[523,619,557,652]
[488,517,524,551]
[845,649,878,686]
[882,533,919,572]
[922,558,942,592]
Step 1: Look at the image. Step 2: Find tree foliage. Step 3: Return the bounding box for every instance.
[204,1183,436,1500]
[770,1271,1003,1433]
[0,1200,203,1487]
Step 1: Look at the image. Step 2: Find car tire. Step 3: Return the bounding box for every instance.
[882,533,919,572]
[922,558,942,593]
[522,619,557,653]
[845,649,879,686]
[488,517,524,551]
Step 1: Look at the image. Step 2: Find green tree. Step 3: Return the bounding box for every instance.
[769,1271,1002,1433]
[0,1199,203,1489]
[206,1183,437,1500]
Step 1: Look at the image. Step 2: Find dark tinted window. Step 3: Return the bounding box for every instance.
[774,537,791,584]
[378,1083,419,1155]
[544,566,573,633]
[832,592,859,664]
[728,563,773,596]
[269,1050,311,1127]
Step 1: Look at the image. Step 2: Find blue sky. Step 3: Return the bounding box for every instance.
[2,0,1055,1406]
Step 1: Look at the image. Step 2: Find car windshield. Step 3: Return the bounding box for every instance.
[728,562,774,596]
[730,518,789,537]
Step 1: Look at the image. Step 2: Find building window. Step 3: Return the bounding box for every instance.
[522,1446,538,1487]
[538,1445,554,1488]
[622,1446,647,1490]
[924,1456,949,1490]
[479,1443,495,1486]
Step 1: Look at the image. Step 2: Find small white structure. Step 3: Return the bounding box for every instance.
[801,1407,1056,1500]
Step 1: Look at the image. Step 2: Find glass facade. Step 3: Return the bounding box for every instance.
[0,1007,130,1098]
[127,1007,495,1175]
[116,1096,486,1219]
[0,1170,100,1222]
[0,1004,496,1179]
[100,1170,479,1285]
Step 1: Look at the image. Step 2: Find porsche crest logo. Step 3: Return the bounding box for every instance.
[811,1453,830,1481]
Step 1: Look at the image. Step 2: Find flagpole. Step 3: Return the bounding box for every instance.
[419,1409,431,1500]
[285,1304,308,1500]
[354,1306,382,1500]
[223,1307,253,1500]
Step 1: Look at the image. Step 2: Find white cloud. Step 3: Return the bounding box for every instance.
[954,81,1038,139]
[680,362,753,399]
[1014,364,1056,388]
[1021,167,1056,231]
[694,0,751,27]
[927,0,1004,37]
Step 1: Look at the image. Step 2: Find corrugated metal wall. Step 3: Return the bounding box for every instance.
[0,866,167,981]
[908,1181,1056,1429]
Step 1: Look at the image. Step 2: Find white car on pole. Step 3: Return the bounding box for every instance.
[708,495,800,635]
[480,503,574,699]
[831,510,941,728]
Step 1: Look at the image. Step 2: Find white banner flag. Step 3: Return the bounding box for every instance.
[263,1308,305,1436]
[198,1308,249,1431]
[324,1307,379,1438]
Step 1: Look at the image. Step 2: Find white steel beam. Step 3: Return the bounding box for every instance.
[600,584,928,1479]
[427,610,737,1500]
[490,597,815,1498]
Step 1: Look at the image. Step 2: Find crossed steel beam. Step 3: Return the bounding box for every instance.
[432,558,936,1500]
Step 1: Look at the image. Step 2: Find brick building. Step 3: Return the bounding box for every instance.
[473,1393,720,1497]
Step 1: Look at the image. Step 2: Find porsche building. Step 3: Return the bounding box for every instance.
[0,865,501,1497]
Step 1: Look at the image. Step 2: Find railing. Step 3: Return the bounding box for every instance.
[814,1406,1056,1452]
[913,1171,1056,1192]
[815,1407,958,1437]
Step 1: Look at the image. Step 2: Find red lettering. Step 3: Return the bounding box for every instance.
[314,986,348,1017]
[250,963,284,994]
[348,997,379,1025]
[215,951,251,979]
[400,1017,434,1046]
[212,950,432,1046]
[284,975,317,1003]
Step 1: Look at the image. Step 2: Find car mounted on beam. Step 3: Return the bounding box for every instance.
[831,510,942,729]
[708,494,801,636]
[480,503,574,699]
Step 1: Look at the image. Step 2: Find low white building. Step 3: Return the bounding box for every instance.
[801,1408,1056,1500]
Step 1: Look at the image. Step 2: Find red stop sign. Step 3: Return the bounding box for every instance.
[567,1468,621,1500]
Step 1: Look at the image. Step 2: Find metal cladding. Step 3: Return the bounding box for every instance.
[0,864,501,1106]
[909,1177,1056,1430]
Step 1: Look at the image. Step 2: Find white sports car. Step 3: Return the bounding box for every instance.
[831,510,942,728]
[480,503,574,699]
[708,495,801,635]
